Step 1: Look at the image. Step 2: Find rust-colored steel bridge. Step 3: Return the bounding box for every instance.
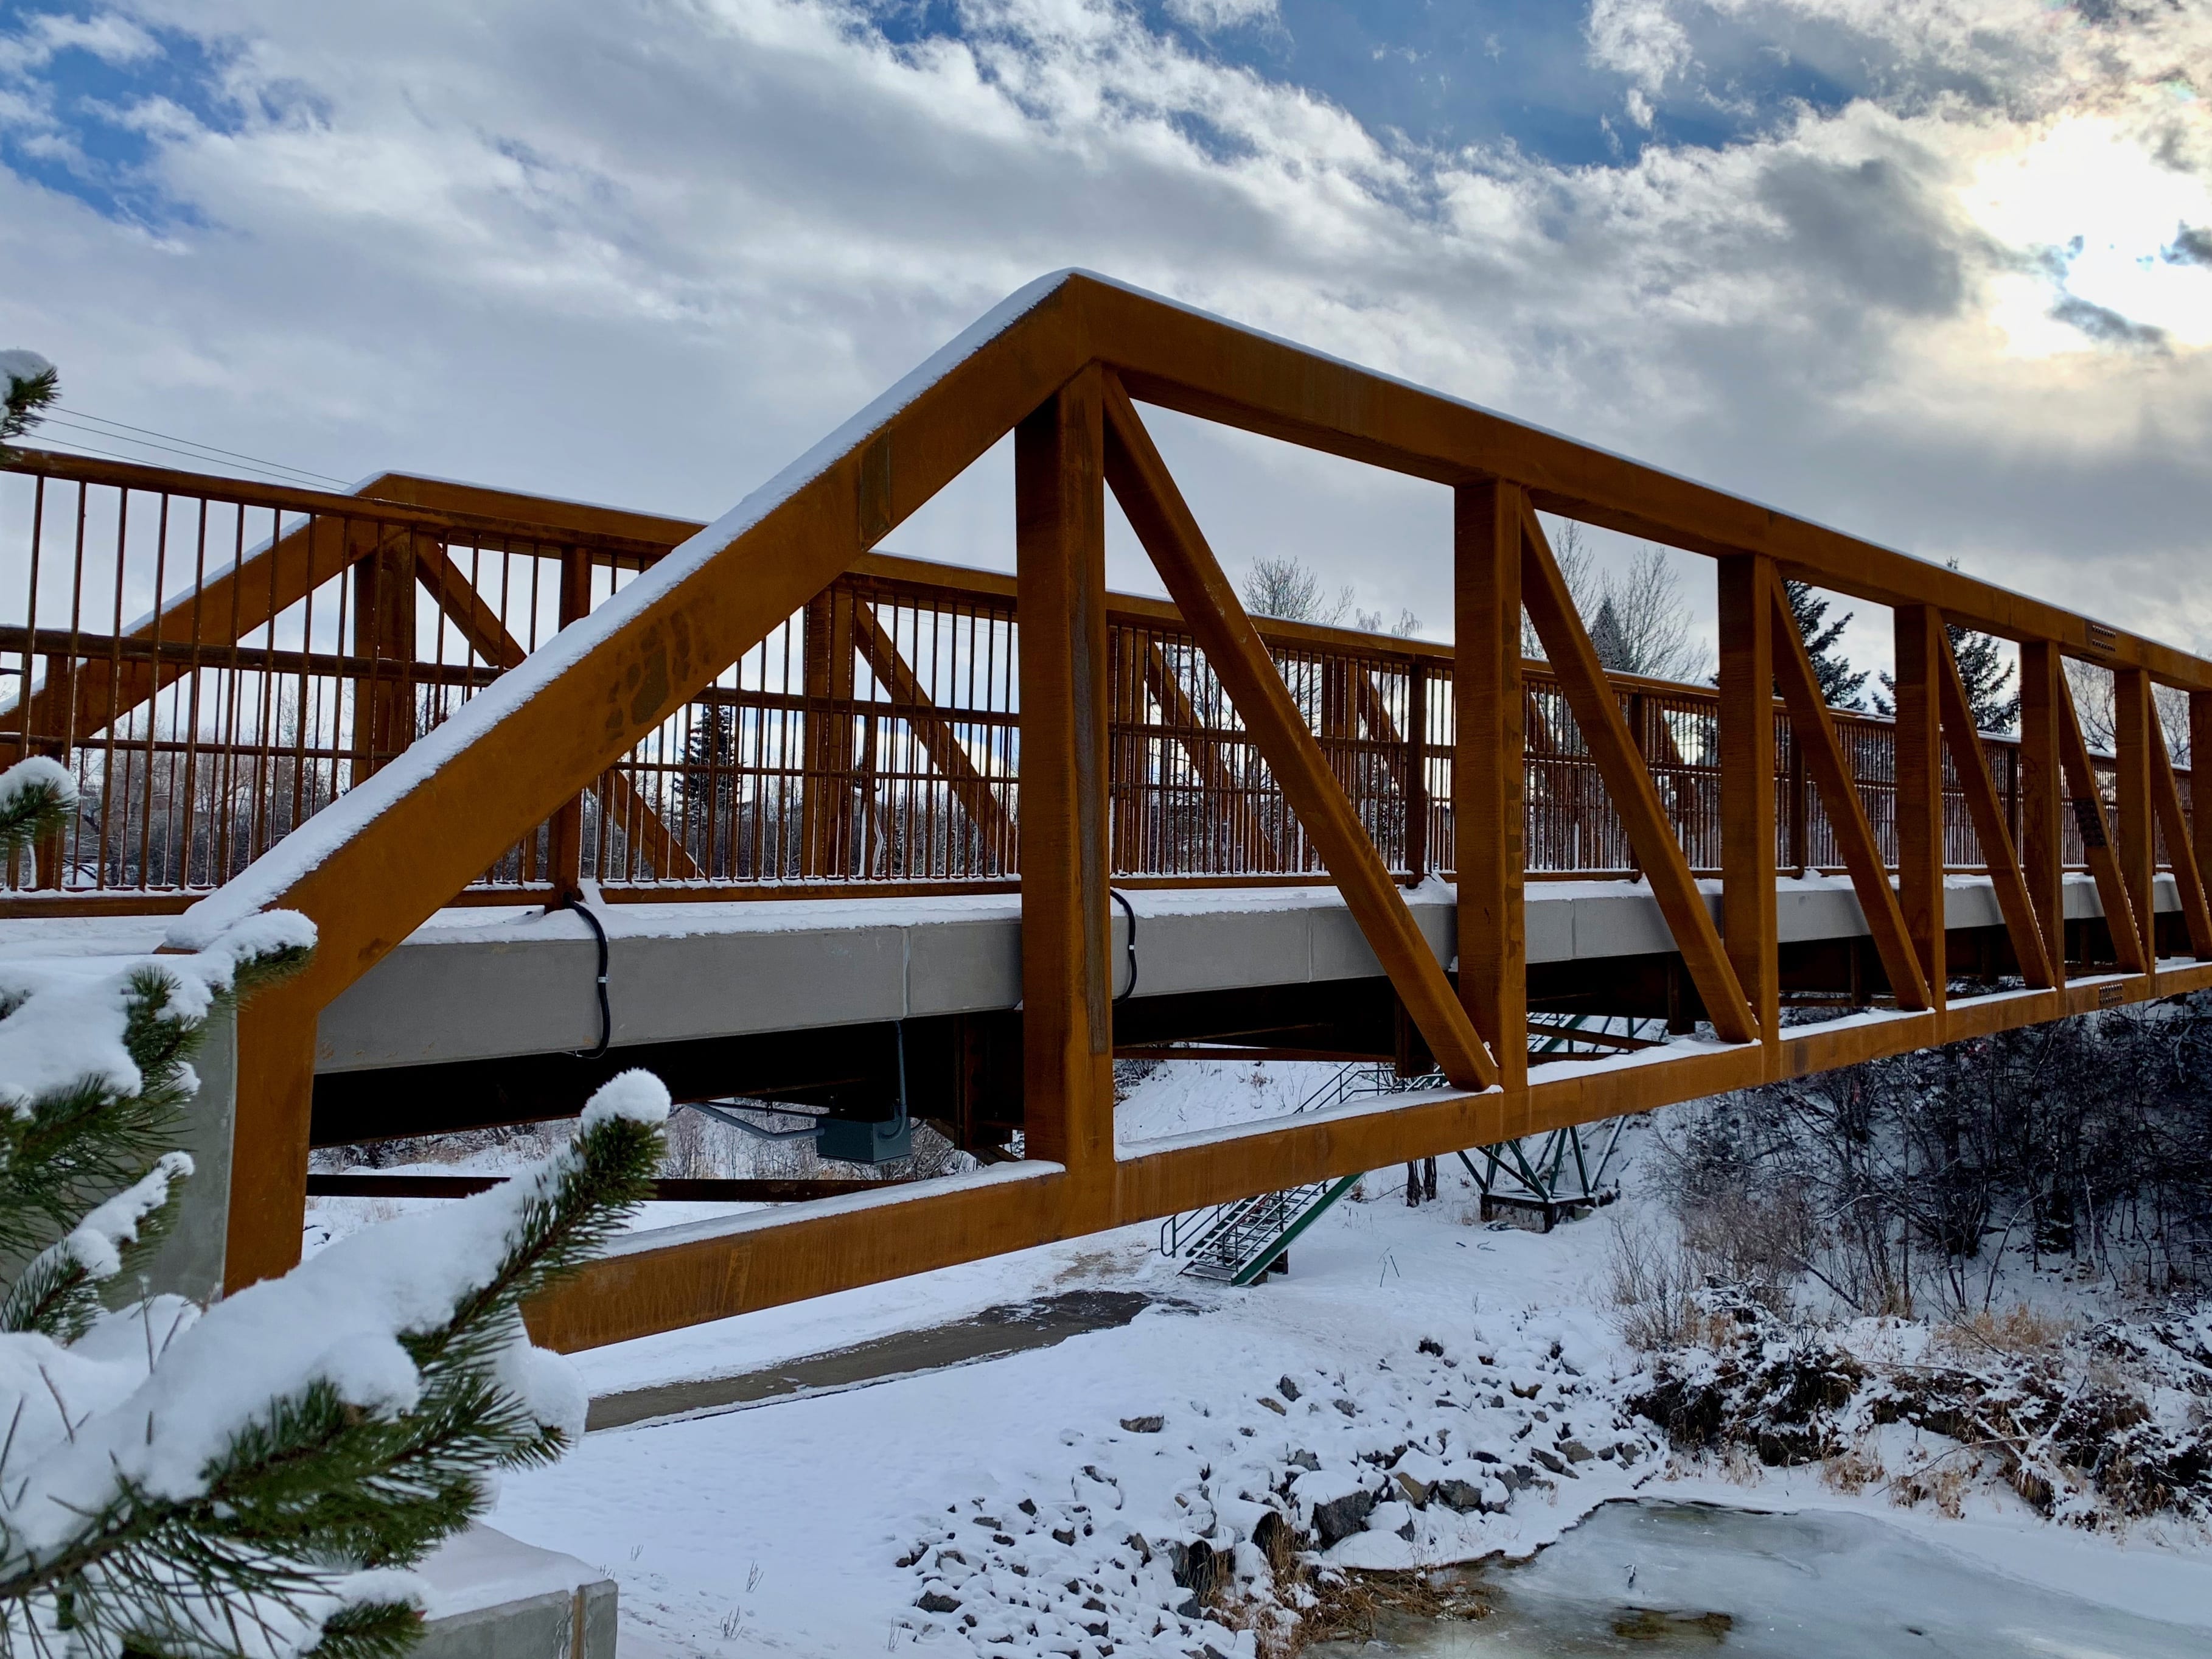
[5,272,2209,1352]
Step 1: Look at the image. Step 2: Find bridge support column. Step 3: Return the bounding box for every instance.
[1454,480,1525,1093]
[2196,693,2212,947]
[1718,556,1778,1053]
[2113,667,2156,983]
[2020,642,2067,981]
[1894,606,1947,1014]
[1014,367,1117,1215]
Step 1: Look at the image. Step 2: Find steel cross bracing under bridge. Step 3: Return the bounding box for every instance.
[1158,1021,1641,1283]
[7,271,2212,1355]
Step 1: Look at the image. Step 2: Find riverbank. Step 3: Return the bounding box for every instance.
[462,1068,2212,1656]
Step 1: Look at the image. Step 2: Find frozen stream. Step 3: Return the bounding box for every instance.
[1316,1501,2207,1657]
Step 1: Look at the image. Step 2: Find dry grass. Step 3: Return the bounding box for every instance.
[1938,1305,2077,1360]
[1282,1568,1490,1655]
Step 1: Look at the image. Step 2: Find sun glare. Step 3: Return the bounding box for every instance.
[1961,116,2212,355]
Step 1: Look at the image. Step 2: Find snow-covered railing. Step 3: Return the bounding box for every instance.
[0,451,2171,915]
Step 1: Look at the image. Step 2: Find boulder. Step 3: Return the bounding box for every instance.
[1308,1486,1377,1548]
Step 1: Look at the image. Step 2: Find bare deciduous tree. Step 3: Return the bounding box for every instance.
[2065,658,2191,763]
[1241,556,1352,626]
[1523,522,1709,682]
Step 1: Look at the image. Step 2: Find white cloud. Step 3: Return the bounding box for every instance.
[1,0,2208,663]
[1586,0,1692,96]
[1162,0,1277,31]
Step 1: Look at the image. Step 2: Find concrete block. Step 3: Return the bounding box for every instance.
[903,913,1022,1015]
[1774,883,1867,945]
[1129,903,1316,996]
[414,1525,616,1659]
[147,998,234,1303]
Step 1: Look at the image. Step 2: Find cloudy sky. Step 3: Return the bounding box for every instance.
[3,1,2210,679]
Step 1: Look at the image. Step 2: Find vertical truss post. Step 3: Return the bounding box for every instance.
[1787,733,1809,878]
[349,529,416,781]
[1403,660,1429,882]
[546,547,593,898]
[2113,668,2157,979]
[1894,606,1947,1011]
[1718,555,1778,1048]
[1456,481,1526,1092]
[2196,693,2212,946]
[1015,366,1117,1201]
[223,991,318,1291]
[2020,642,2067,982]
[802,587,859,878]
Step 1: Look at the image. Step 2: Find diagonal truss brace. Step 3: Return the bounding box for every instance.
[2149,714,2212,959]
[1099,372,1498,1091]
[1767,568,1933,1008]
[1518,503,1759,1044]
[1935,625,2056,988]
[2053,674,2147,974]
[851,602,1019,861]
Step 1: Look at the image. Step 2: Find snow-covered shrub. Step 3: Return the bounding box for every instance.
[1647,997,2212,1317]
[1630,1289,2212,1528]
[0,760,669,1657]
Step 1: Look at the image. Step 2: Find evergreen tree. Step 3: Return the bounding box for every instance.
[1782,580,1866,709]
[1874,562,2020,734]
[1588,597,1631,674]
[0,752,666,1658]
[1,351,60,464]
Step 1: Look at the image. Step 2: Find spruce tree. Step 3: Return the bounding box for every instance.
[1,352,60,464]
[0,758,666,1658]
[1782,581,1866,709]
[1874,561,2019,733]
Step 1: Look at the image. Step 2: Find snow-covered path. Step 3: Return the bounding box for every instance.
[489,1149,1653,1657]
[484,1087,2212,1658]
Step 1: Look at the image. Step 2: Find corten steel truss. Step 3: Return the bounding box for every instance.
[0,451,2150,909]
[8,272,2212,1353]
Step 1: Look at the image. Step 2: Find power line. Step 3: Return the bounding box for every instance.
[46,406,352,489]
[23,431,346,494]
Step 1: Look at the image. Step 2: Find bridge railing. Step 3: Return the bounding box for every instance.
[0,450,2170,912]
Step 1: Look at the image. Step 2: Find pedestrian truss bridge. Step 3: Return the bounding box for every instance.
[2,270,2208,1353]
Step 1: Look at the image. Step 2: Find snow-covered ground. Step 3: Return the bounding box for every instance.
[445,1063,2212,1657]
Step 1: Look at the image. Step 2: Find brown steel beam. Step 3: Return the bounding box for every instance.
[307,1175,912,1201]
[1455,480,1526,1092]
[1014,367,1118,1207]
[2114,667,2157,981]
[1893,607,1948,1008]
[523,955,2212,1352]
[1717,555,1779,1044]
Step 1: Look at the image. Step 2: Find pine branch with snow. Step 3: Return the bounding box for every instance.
[0,354,58,466]
[0,756,669,1657]
[0,1082,665,1659]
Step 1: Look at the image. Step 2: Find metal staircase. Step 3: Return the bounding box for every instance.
[1155,1016,1653,1277]
[1159,1175,1362,1284]
[1156,1062,1443,1283]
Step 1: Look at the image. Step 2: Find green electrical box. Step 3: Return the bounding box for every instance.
[815,1113,911,1165]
